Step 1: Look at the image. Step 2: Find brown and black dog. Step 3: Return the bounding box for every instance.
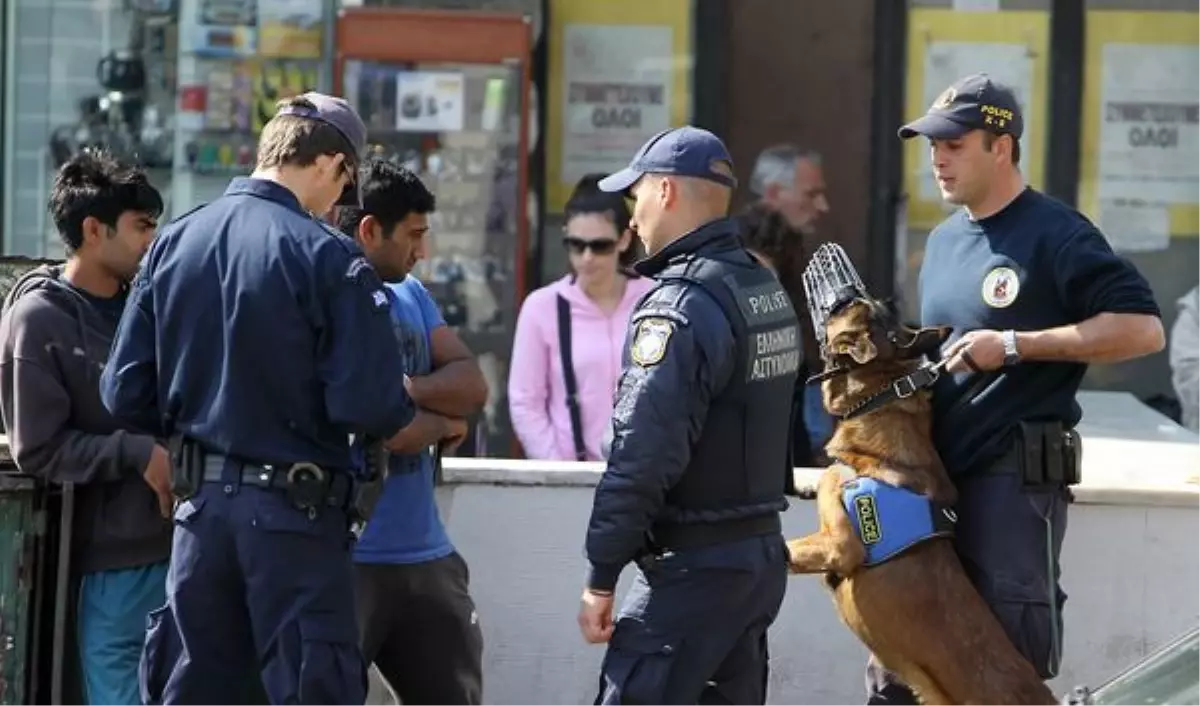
[785,296,1057,705]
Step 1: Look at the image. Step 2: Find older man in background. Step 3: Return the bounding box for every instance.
[747,144,833,459]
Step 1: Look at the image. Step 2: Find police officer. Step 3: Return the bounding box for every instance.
[578,126,799,705]
[867,73,1165,703]
[101,93,459,705]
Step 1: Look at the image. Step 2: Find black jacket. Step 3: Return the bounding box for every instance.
[0,265,171,574]
[585,219,797,591]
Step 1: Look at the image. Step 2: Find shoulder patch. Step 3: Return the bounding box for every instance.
[345,256,372,282]
[630,317,674,367]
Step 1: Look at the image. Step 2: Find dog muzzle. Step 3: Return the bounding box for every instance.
[802,242,870,359]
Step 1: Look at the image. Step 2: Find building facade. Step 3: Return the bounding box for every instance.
[2,0,1195,446]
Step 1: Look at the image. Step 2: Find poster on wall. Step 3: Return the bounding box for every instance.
[257,0,324,59]
[395,71,466,133]
[187,0,258,57]
[917,41,1034,203]
[560,24,672,184]
[1096,43,1199,207]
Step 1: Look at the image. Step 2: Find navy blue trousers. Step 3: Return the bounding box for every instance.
[140,479,365,705]
[595,533,788,705]
[864,454,1070,704]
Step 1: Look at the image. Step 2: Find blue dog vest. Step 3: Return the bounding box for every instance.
[840,477,957,566]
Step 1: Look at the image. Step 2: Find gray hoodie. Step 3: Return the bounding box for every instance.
[0,264,171,573]
[1170,286,1199,433]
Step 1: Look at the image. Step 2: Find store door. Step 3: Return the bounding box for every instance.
[335,8,533,458]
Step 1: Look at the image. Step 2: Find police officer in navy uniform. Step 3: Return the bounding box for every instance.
[866,73,1165,703]
[101,93,461,705]
[578,126,799,705]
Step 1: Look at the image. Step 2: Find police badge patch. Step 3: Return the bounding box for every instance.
[630,317,674,367]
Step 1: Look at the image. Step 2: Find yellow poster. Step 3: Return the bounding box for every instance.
[249,59,321,134]
[546,0,693,212]
[1078,10,1199,244]
[902,8,1050,230]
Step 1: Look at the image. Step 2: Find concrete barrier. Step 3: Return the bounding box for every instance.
[368,391,1199,704]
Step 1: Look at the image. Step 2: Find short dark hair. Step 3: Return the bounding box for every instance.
[256,96,357,172]
[49,150,164,253]
[564,173,639,267]
[983,131,1021,165]
[335,159,436,238]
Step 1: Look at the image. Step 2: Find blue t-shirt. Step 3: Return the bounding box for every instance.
[353,276,455,565]
[918,187,1160,475]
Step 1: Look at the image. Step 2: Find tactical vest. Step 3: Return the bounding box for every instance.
[654,248,800,529]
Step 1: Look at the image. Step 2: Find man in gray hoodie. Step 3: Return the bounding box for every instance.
[0,150,173,705]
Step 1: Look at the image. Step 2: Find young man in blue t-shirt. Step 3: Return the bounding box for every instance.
[335,160,490,704]
[862,73,1165,704]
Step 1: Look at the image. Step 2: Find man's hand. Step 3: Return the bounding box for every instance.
[440,417,469,455]
[577,588,615,644]
[943,329,1006,373]
[142,444,174,518]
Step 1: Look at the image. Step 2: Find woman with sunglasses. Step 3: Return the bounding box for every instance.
[508,175,654,461]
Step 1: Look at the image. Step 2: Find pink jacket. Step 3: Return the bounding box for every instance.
[508,274,655,461]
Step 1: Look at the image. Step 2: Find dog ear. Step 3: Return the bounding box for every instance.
[895,325,953,359]
[832,332,878,365]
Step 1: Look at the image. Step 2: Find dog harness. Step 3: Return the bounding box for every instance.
[840,477,958,566]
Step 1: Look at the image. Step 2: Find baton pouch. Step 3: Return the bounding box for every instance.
[167,435,201,501]
[1015,421,1083,488]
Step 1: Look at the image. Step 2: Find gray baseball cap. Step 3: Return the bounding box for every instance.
[275,91,367,206]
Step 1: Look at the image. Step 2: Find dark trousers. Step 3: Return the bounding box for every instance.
[355,552,483,705]
[864,451,1070,704]
[595,533,788,705]
[140,481,365,705]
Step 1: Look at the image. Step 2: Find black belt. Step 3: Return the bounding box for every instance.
[650,513,782,551]
[201,455,354,510]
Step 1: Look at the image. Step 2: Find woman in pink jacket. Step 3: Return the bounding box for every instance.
[508,176,654,461]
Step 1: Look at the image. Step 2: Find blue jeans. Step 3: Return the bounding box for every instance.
[77,561,169,705]
[804,383,834,451]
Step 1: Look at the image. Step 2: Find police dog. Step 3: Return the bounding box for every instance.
[784,296,1057,705]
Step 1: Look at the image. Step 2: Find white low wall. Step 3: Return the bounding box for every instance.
[367,391,1200,704]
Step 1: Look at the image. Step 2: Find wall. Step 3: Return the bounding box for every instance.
[363,390,1200,704]
[367,476,1198,704]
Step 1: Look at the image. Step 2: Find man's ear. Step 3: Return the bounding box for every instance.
[356,214,382,248]
[832,332,878,365]
[895,325,953,359]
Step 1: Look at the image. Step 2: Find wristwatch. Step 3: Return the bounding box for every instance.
[1001,329,1021,367]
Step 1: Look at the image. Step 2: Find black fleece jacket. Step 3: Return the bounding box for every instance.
[0,264,171,574]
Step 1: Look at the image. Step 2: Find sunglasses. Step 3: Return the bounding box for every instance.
[563,236,618,256]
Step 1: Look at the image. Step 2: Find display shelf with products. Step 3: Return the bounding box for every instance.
[341,48,530,458]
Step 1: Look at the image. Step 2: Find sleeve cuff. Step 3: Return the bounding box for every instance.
[586,563,623,592]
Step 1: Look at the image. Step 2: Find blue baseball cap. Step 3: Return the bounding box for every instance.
[597,126,738,194]
[898,73,1024,141]
[274,91,367,206]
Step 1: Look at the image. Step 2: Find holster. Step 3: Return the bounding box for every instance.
[167,434,203,500]
[1015,421,1083,488]
[350,437,387,529]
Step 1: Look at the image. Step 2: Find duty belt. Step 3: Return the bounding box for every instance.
[202,455,354,518]
[650,513,782,551]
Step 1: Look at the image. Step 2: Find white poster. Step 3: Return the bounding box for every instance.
[916,42,1034,202]
[952,0,1000,12]
[1097,43,1199,206]
[1097,199,1171,253]
[395,71,465,133]
[561,24,673,184]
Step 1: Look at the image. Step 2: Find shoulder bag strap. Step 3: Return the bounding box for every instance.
[556,294,589,461]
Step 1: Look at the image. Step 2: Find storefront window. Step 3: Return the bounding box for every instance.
[1,0,332,257]
[1075,0,1198,397]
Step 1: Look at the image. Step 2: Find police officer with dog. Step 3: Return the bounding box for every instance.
[867,73,1165,703]
[101,92,456,704]
[578,126,800,705]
